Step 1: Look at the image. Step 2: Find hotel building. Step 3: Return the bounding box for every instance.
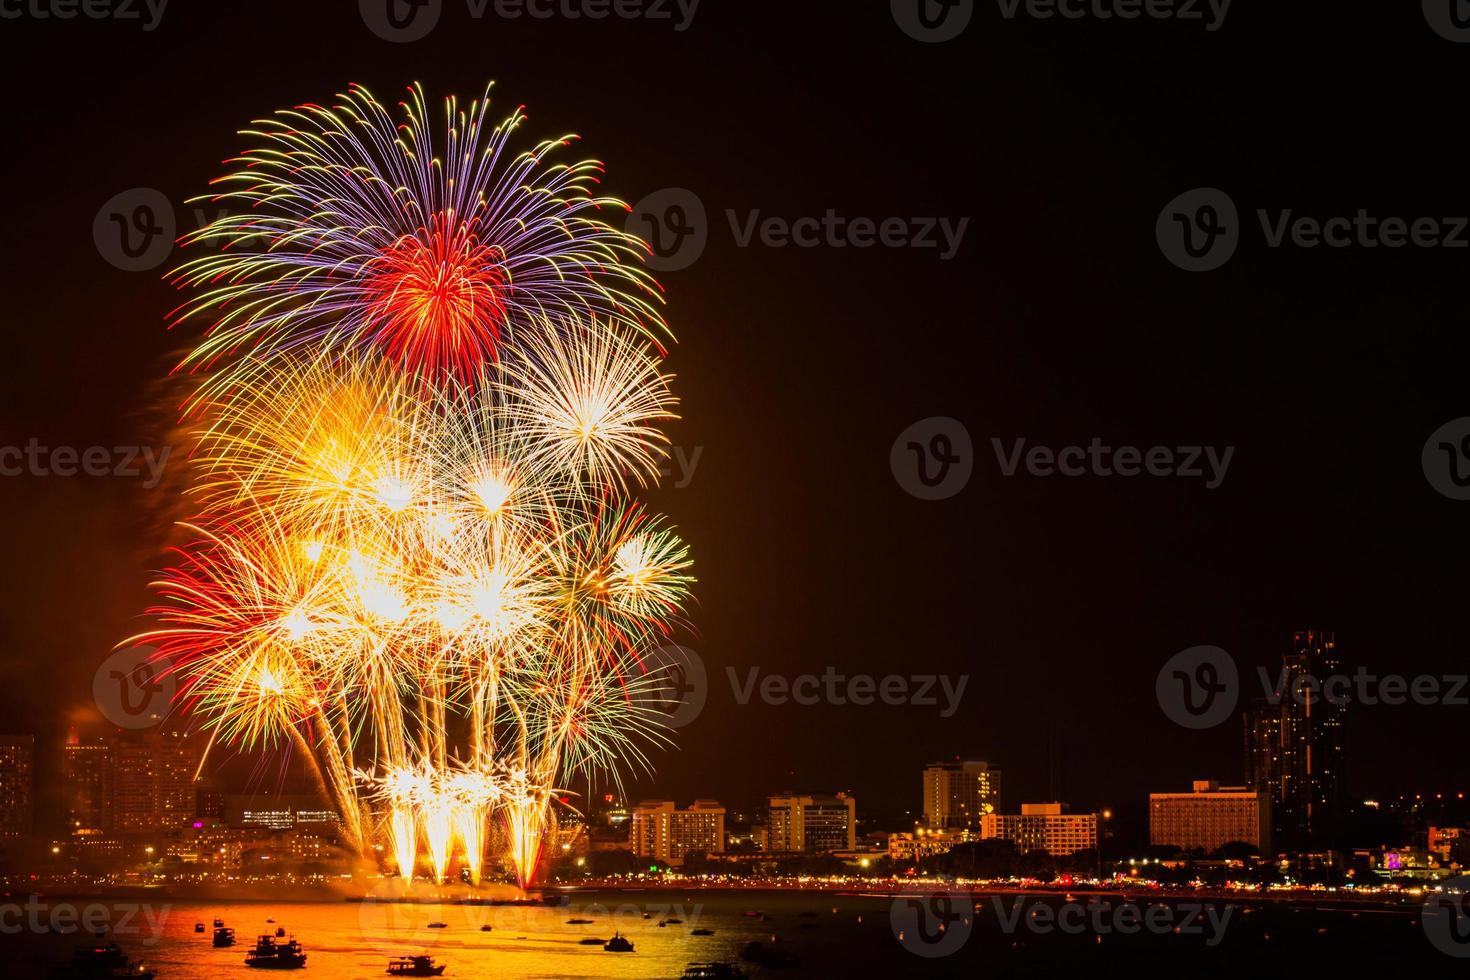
[980,802,1098,856]
[1149,780,1270,853]
[631,799,726,866]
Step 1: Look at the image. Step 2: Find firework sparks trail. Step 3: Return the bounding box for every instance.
[125,83,694,888]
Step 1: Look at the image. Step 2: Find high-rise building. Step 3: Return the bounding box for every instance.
[923,760,1001,829]
[980,802,1097,856]
[1244,630,1344,848]
[1149,780,1270,853]
[0,735,34,838]
[766,793,856,853]
[630,799,725,865]
[63,730,114,834]
[113,731,199,833]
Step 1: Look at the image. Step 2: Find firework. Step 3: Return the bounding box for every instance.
[171,83,667,388]
[126,83,693,889]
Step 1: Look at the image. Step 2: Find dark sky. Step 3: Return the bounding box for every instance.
[2,2,1468,829]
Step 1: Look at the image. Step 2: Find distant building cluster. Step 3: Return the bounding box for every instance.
[64,729,198,836]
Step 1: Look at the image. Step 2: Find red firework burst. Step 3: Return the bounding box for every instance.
[363,212,510,379]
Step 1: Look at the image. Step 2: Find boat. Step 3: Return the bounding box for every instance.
[274,927,286,938]
[51,942,156,980]
[479,924,493,932]
[691,928,715,936]
[245,935,307,970]
[664,917,683,924]
[213,918,224,928]
[740,941,799,969]
[578,937,604,946]
[682,964,747,980]
[642,913,652,919]
[386,955,446,977]
[195,921,205,933]
[603,932,635,953]
[426,921,448,929]
[565,918,594,924]
[265,917,275,924]
[214,927,237,947]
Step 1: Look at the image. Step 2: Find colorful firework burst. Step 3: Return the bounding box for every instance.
[127,83,693,889]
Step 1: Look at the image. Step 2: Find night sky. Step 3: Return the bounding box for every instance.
[2,2,1468,829]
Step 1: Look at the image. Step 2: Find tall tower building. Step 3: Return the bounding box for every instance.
[0,735,34,838]
[923,760,1001,829]
[1244,630,1344,849]
[114,731,199,833]
[63,730,114,835]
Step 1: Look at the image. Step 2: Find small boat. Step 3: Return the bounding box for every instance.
[214,927,237,947]
[479,924,493,932]
[265,917,275,924]
[578,937,604,945]
[603,932,635,953]
[213,918,225,929]
[664,917,683,924]
[195,921,206,933]
[52,942,156,980]
[740,941,799,969]
[682,964,747,980]
[275,927,286,938]
[566,918,594,925]
[658,921,667,928]
[691,927,715,936]
[387,955,446,977]
[245,935,307,970]
[642,913,652,919]
[426,922,448,929]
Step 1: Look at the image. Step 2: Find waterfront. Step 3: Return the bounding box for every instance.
[7,887,1453,978]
